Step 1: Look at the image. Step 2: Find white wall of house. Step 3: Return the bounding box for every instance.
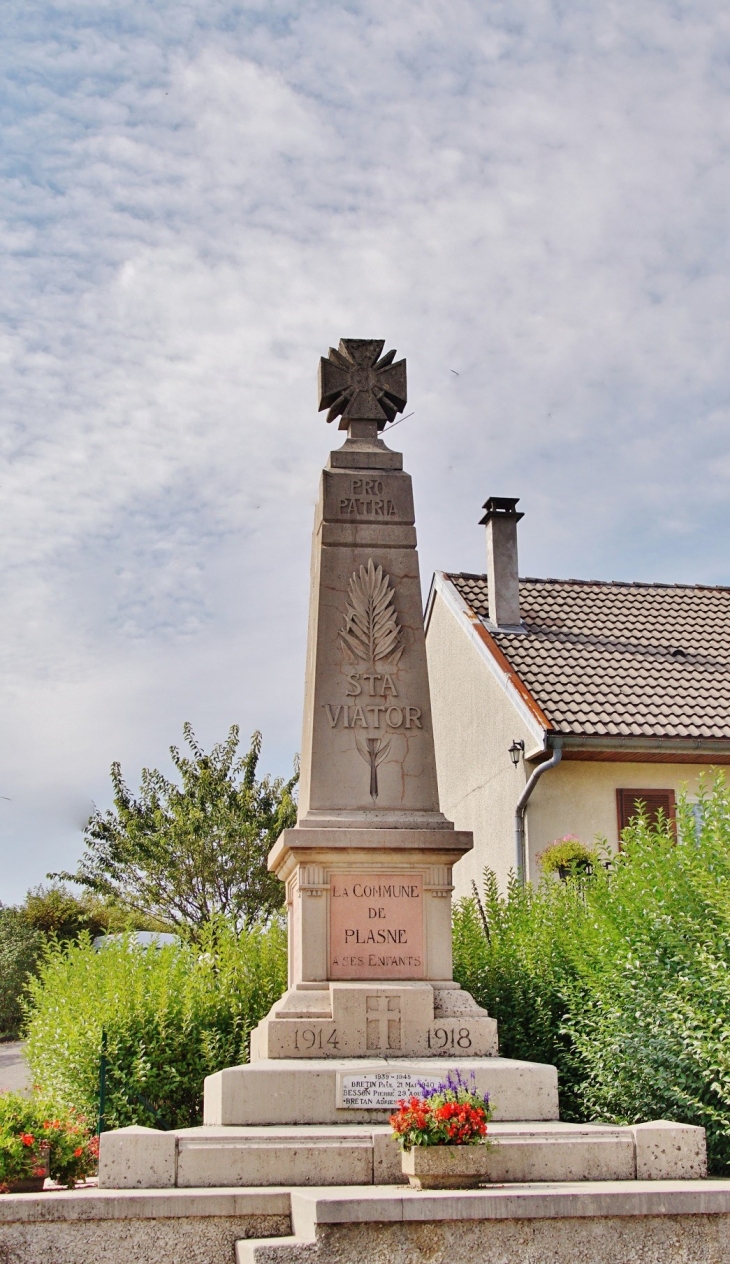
[525,759,706,882]
[426,585,711,900]
[426,587,539,898]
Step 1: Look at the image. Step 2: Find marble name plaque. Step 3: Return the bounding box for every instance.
[329,872,424,980]
[337,1071,442,1110]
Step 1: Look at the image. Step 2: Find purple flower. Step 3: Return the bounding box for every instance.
[416,1068,490,1108]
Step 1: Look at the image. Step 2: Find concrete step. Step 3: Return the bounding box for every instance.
[236,1236,317,1264]
[99,1119,707,1190]
[3,1176,730,1264]
[203,1056,559,1126]
[235,1181,730,1264]
[176,1128,375,1189]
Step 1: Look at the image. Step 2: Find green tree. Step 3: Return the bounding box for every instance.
[0,907,43,1038]
[54,725,297,934]
[21,883,166,941]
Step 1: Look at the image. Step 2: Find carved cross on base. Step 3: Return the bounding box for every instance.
[318,339,407,431]
[366,994,402,1051]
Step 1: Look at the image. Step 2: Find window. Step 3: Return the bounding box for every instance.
[616,788,676,839]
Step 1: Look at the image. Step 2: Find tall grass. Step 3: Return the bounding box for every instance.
[23,916,287,1130]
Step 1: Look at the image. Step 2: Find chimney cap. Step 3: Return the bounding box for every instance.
[479,496,524,525]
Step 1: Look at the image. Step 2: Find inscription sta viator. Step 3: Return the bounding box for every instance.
[323,703,423,730]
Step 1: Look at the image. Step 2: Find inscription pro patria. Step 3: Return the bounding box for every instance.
[329,874,424,980]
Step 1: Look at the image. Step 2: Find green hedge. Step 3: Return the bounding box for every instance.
[23,917,287,1130]
[22,776,730,1173]
[453,776,730,1174]
[452,868,586,1117]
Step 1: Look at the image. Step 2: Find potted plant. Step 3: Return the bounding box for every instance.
[0,1093,99,1193]
[390,1070,494,1189]
[538,836,596,881]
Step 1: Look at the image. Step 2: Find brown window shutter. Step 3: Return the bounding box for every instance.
[616,788,677,838]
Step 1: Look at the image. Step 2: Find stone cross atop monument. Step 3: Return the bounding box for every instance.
[318,338,407,430]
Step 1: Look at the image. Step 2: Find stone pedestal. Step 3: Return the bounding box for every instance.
[249,982,497,1062]
[271,829,469,987]
[202,1057,557,1129]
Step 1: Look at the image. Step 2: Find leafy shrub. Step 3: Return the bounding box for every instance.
[564,782,730,1172]
[0,1092,98,1189]
[453,776,730,1173]
[452,871,587,1117]
[0,885,161,1039]
[0,909,44,1039]
[24,917,287,1130]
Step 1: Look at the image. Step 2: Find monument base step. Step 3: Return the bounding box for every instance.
[203,1056,559,1126]
[98,1119,706,1190]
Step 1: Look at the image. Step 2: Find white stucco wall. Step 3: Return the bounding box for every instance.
[425,588,539,898]
[525,759,706,880]
[425,584,710,898]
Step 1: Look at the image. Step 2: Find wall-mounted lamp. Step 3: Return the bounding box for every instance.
[508,739,525,768]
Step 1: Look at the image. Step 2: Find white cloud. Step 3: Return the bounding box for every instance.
[2,0,730,897]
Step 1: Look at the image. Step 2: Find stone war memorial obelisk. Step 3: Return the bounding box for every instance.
[100,340,561,1193]
[244,338,500,1073]
[201,337,556,1136]
[98,341,707,1195]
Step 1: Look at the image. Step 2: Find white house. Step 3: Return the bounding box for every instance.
[425,497,730,898]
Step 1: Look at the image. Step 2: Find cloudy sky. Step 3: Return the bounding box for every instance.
[2,0,730,900]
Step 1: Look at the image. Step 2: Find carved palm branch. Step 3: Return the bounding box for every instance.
[340,559,403,668]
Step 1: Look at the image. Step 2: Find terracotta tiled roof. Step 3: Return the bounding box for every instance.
[447,574,730,740]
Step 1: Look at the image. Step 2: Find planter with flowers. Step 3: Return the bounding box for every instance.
[537,836,597,881]
[390,1071,495,1189]
[0,1093,99,1193]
